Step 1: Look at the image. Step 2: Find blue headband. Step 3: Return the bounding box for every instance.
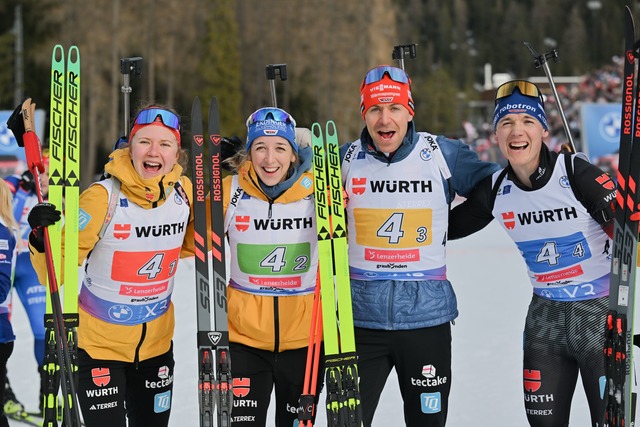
[493,90,548,131]
[246,108,297,153]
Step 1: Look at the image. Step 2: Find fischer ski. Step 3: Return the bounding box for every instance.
[312,121,362,427]
[29,43,82,427]
[190,96,232,427]
[604,6,640,427]
[43,44,65,427]
[62,44,81,427]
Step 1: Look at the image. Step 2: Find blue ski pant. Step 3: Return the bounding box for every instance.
[12,252,46,366]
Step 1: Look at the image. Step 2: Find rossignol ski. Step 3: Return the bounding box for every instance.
[190,96,232,427]
[312,121,362,427]
[604,6,640,426]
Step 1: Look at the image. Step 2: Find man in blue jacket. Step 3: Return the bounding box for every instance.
[339,65,500,426]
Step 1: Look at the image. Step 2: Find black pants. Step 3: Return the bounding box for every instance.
[355,324,452,427]
[230,342,324,427]
[523,295,607,427]
[0,342,13,427]
[76,345,174,427]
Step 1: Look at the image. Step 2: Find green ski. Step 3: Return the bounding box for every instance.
[44,44,65,427]
[43,43,82,427]
[312,121,362,427]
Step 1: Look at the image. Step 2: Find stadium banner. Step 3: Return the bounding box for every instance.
[580,103,621,162]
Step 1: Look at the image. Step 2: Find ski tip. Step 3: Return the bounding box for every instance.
[326,121,337,138]
[311,122,322,139]
[192,96,202,110]
[52,45,64,62]
[68,45,80,64]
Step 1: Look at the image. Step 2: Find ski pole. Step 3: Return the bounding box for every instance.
[120,57,143,139]
[265,64,287,108]
[18,99,82,427]
[298,273,323,427]
[392,43,417,71]
[524,42,576,153]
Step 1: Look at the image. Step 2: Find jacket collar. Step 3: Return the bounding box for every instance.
[105,148,183,208]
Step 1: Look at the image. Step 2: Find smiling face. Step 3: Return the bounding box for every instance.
[249,136,296,186]
[495,113,548,185]
[363,103,413,153]
[129,125,180,179]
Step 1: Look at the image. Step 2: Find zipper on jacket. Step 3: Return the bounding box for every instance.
[248,174,278,219]
[273,296,280,358]
[134,323,147,368]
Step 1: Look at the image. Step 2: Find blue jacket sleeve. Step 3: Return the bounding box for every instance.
[0,225,16,305]
[438,136,500,199]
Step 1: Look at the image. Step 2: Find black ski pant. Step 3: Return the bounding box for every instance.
[523,295,606,427]
[355,323,452,427]
[229,342,324,427]
[0,342,13,427]
[76,344,174,427]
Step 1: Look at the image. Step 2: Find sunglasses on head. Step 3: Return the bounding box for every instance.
[361,66,411,89]
[133,108,181,132]
[495,80,544,105]
[246,107,296,127]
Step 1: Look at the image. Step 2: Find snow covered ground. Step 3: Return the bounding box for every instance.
[8,221,603,425]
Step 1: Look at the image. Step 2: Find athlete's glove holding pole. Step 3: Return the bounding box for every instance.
[27,204,61,253]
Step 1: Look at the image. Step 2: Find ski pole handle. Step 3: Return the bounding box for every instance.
[524,42,576,153]
[120,57,143,137]
[265,64,287,107]
[21,99,45,173]
[392,44,418,71]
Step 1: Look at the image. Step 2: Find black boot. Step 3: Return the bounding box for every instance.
[3,374,26,418]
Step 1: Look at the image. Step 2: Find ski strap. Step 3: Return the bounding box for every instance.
[98,178,121,239]
[418,133,451,179]
[490,154,589,213]
[97,176,188,239]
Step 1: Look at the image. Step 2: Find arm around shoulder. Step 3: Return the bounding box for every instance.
[448,174,496,240]
[438,136,501,198]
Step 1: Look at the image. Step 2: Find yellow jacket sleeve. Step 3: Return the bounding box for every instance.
[30,184,108,285]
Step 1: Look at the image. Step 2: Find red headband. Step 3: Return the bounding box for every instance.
[128,118,181,146]
[360,74,414,118]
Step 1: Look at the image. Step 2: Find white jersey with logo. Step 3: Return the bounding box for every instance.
[341,133,449,281]
[81,179,190,324]
[492,157,611,301]
[224,176,318,296]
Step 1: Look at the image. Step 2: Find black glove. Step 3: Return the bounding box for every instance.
[6,102,26,147]
[27,203,61,253]
[19,171,36,193]
[221,136,244,172]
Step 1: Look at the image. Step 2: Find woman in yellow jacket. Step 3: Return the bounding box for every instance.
[223,107,320,426]
[27,106,194,427]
